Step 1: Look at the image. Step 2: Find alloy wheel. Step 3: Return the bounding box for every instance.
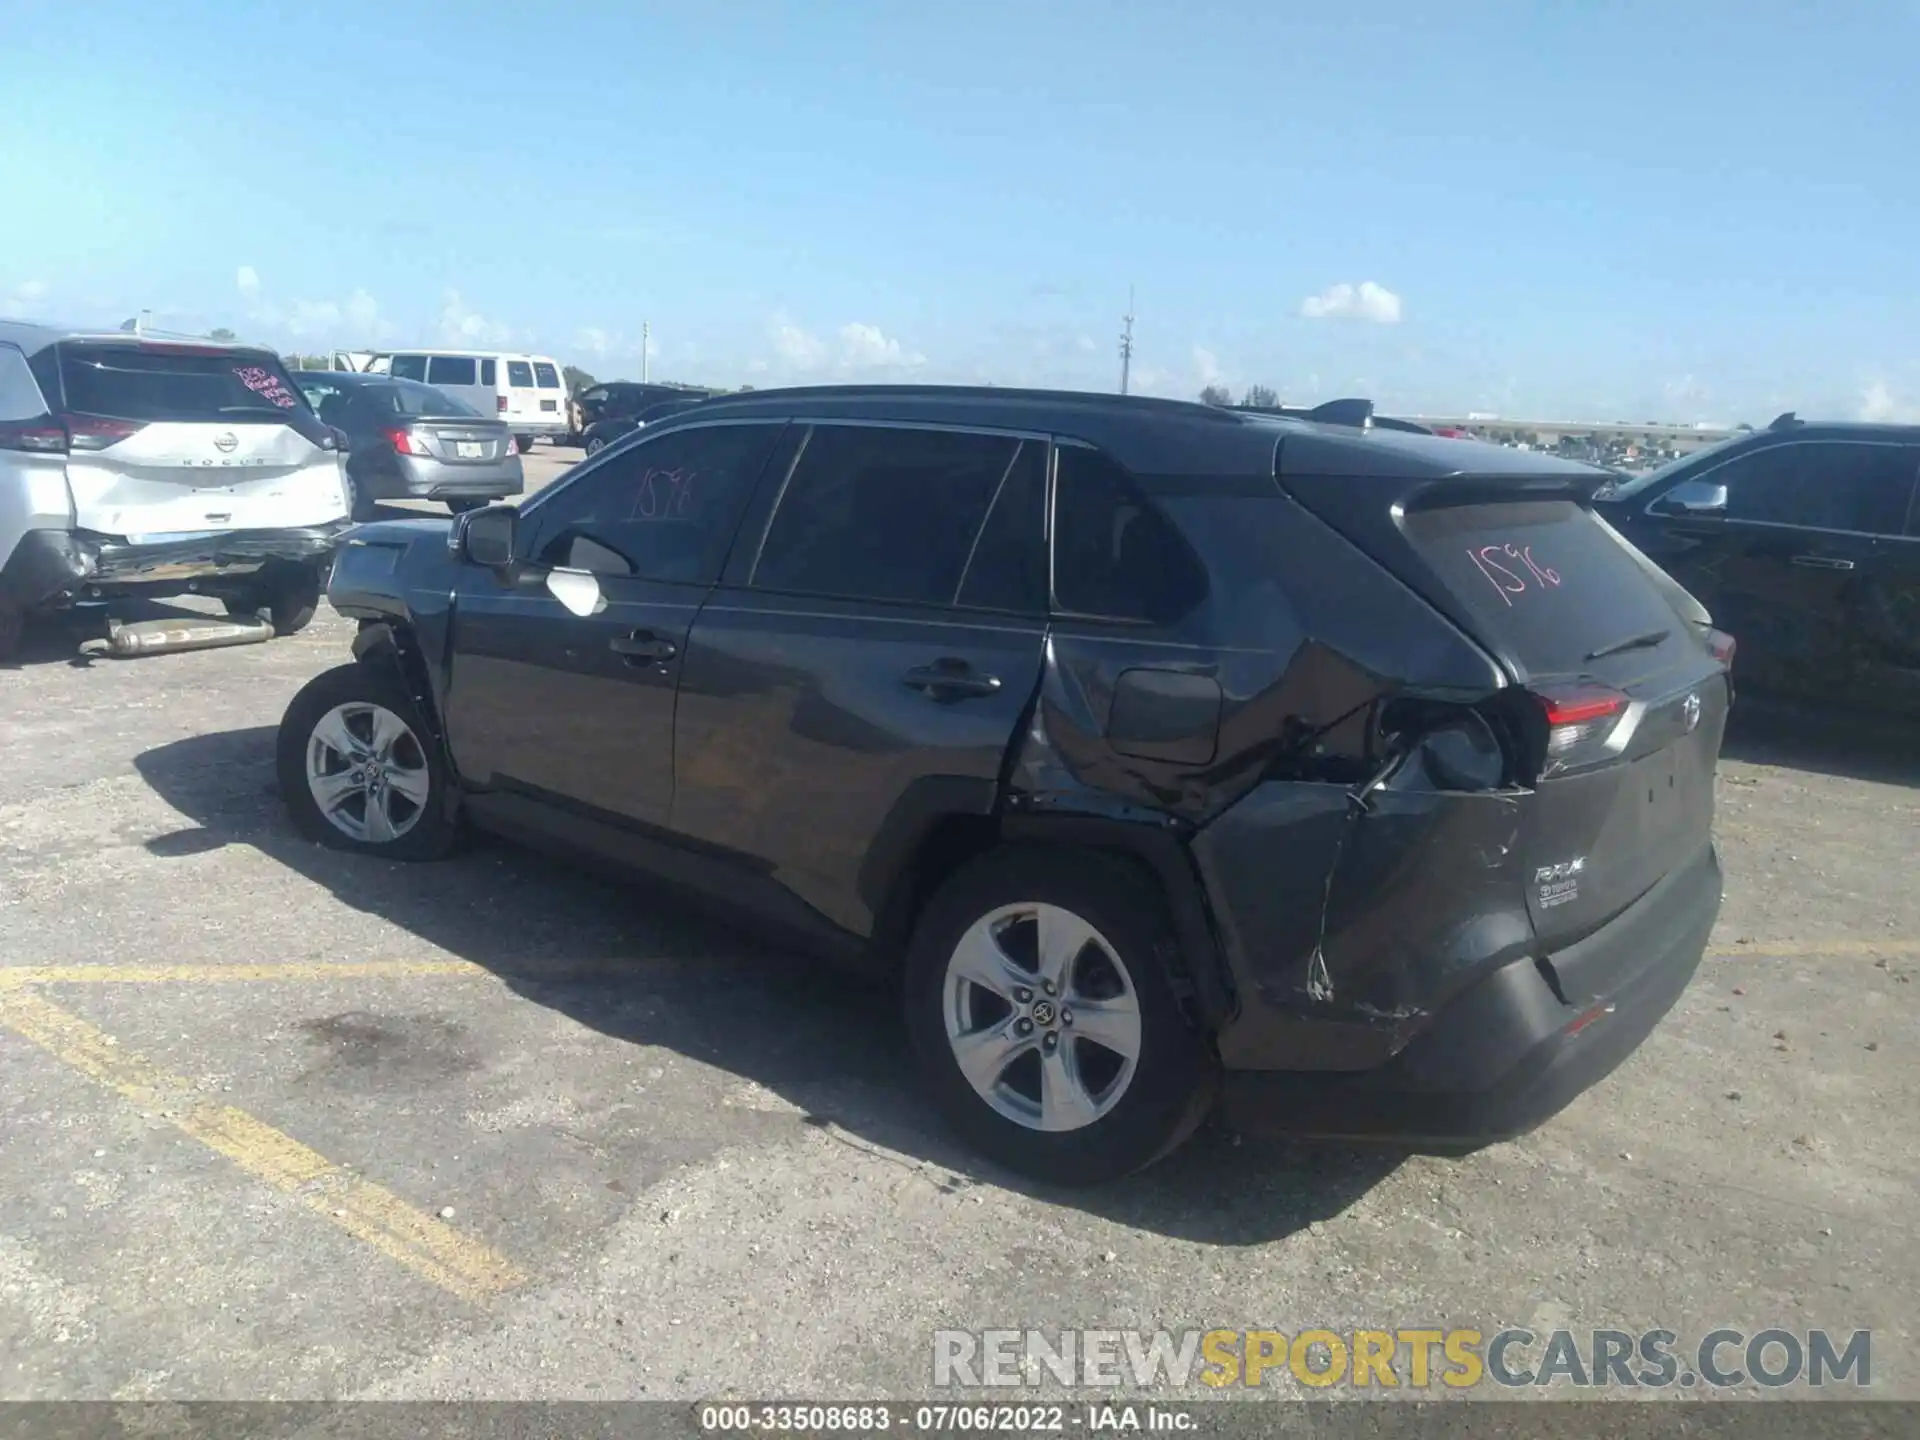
[941,902,1142,1133]
[304,702,432,844]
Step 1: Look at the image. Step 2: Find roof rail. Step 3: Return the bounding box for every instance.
[1767,411,1802,431]
[690,382,1236,420]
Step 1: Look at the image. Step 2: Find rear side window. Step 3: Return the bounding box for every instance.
[1404,500,1686,679]
[533,362,560,388]
[955,440,1047,613]
[1716,442,1915,535]
[427,356,477,388]
[752,424,1016,606]
[480,358,496,387]
[507,360,535,388]
[530,423,781,584]
[0,346,48,420]
[57,344,308,421]
[1052,445,1208,624]
[389,354,428,381]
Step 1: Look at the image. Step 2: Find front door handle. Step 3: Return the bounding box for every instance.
[609,630,677,663]
[903,660,1002,700]
[1789,555,1855,571]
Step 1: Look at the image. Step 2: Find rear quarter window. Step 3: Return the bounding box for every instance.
[1404,499,1686,680]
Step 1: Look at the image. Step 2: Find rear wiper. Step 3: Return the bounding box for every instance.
[1584,627,1670,662]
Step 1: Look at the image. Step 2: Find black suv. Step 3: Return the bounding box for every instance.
[279,386,1729,1183]
[1595,414,1920,715]
[570,382,713,444]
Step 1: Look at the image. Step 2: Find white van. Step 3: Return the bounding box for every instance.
[331,350,569,452]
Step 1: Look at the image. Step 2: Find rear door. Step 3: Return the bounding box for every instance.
[52,341,346,536]
[672,421,1050,938]
[531,359,566,428]
[442,419,787,834]
[501,357,542,433]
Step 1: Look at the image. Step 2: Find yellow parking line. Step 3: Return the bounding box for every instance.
[0,987,527,1304]
[1710,939,1920,960]
[0,957,661,989]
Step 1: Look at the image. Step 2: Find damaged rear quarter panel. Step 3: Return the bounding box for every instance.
[1011,488,1533,1070]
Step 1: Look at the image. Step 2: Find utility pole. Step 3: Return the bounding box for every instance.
[1118,287,1135,395]
[642,321,650,383]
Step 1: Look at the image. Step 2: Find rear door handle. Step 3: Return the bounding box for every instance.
[609,630,677,663]
[903,660,1002,700]
[1789,555,1855,571]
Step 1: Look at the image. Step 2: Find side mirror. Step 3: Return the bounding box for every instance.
[1657,479,1728,516]
[453,504,518,567]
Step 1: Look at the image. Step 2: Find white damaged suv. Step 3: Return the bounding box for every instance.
[0,322,352,659]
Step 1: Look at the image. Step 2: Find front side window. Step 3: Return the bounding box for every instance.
[388,354,428,381]
[426,356,477,388]
[1051,445,1208,624]
[1718,442,1915,534]
[507,360,535,388]
[528,423,783,583]
[752,424,1017,606]
[533,362,561,388]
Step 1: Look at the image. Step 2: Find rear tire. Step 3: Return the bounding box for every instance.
[224,560,322,636]
[584,435,606,456]
[0,605,23,663]
[277,661,457,860]
[902,846,1217,1185]
[515,435,536,454]
[348,477,378,523]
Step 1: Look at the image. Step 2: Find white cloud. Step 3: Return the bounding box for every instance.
[1192,345,1224,387]
[1076,335,1098,353]
[759,315,926,377]
[1300,281,1403,324]
[1859,379,1920,424]
[5,279,49,315]
[436,290,514,346]
[236,265,261,297]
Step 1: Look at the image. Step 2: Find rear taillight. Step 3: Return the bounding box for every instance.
[65,415,147,451]
[1533,683,1630,775]
[496,395,508,413]
[384,427,431,457]
[0,418,69,453]
[1706,628,1736,668]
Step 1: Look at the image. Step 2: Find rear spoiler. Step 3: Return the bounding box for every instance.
[1232,396,1438,436]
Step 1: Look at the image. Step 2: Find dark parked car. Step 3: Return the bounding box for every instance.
[582,397,709,455]
[1594,413,1920,715]
[569,381,713,444]
[292,372,523,521]
[276,386,1730,1183]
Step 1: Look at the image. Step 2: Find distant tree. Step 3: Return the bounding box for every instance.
[1242,384,1279,408]
[562,365,597,393]
[1199,384,1232,406]
[208,327,236,342]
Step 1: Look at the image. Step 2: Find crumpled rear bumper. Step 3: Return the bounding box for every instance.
[0,524,350,610]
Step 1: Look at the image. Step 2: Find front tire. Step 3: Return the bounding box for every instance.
[584,434,606,456]
[0,605,23,663]
[903,846,1217,1185]
[515,435,536,454]
[277,661,457,859]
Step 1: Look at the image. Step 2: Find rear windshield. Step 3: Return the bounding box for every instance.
[1402,499,1685,678]
[386,380,479,418]
[507,360,534,388]
[58,344,310,422]
[533,362,560,388]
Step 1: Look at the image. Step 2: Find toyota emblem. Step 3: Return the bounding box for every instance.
[1682,691,1702,733]
[213,431,238,453]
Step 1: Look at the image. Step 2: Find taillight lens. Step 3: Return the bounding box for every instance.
[496,395,508,413]
[1706,628,1736,668]
[1534,683,1630,775]
[384,426,430,457]
[65,415,147,451]
[0,418,69,453]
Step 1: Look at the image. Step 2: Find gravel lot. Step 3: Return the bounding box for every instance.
[2,443,1915,1401]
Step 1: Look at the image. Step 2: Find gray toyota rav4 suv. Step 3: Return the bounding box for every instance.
[278,386,1730,1184]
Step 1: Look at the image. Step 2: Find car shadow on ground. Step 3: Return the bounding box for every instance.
[1721,697,1920,788]
[133,725,1404,1248]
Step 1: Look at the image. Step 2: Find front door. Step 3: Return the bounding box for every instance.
[442,419,788,833]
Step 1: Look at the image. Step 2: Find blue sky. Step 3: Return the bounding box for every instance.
[3,1,1916,423]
